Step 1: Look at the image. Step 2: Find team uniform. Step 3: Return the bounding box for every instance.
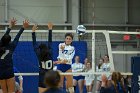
[0,28,24,80]
[72,62,85,81]
[101,62,111,80]
[32,30,53,88]
[57,43,75,72]
[96,65,103,81]
[84,69,95,86]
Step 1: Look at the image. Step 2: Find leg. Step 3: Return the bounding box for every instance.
[38,87,47,93]
[96,80,101,93]
[6,77,15,93]
[89,84,93,92]
[73,79,77,92]
[86,86,89,92]
[78,79,84,93]
[57,70,64,88]
[0,79,8,93]
[65,69,74,93]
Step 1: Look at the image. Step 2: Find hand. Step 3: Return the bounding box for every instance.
[9,17,17,28]
[47,22,53,30]
[32,24,38,32]
[60,45,65,50]
[62,59,67,64]
[23,19,29,28]
[54,61,61,64]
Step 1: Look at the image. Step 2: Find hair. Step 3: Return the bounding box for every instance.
[38,43,50,61]
[98,58,104,69]
[1,35,11,46]
[0,35,11,57]
[44,70,60,88]
[112,72,127,93]
[65,33,73,40]
[116,72,127,93]
[111,72,119,93]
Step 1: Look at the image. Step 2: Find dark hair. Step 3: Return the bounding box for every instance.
[1,35,11,46]
[65,33,73,39]
[98,58,104,69]
[44,70,60,87]
[39,43,50,61]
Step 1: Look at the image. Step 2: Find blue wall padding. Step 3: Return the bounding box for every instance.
[13,41,87,93]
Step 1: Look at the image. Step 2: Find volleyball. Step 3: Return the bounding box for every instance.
[76,25,86,35]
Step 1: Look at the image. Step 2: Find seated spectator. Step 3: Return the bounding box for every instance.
[43,70,64,93]
[72,56,85,93]
[84,61,95,93]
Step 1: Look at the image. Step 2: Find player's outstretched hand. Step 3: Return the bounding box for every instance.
[47,22,53,30]
[32,24,38,32]
[23,19,29,29]
[9,17,17,28]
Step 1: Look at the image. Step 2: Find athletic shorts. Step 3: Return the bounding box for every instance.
[39,68,49,88]
[57,64,71,72]
[0,68,14,80]
[73,76,85,81]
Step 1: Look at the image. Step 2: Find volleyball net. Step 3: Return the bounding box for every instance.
[0,29,140,76]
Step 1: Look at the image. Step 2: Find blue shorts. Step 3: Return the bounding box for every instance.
[0,68,14,80]
[73,76,85,81]
[39,68,49,88]
[57,64,71,72]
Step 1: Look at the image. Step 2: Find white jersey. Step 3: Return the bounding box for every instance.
[72,62,85,76]
[57,43,75,64]
[102,62,111,79]
[85,69,95,85]
[96,66,103,81]
[102,62,111,72]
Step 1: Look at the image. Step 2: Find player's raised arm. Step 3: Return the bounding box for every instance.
[4,18,17,35]
[12,19,29,49]
[32,24,38,50]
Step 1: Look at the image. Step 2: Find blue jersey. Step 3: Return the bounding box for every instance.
[0,28,24,69]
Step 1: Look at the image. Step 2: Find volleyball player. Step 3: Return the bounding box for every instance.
[0,18,29,93]
[54,33,75,93]
[13,67,23,93]
[84,61,95,93]
[32,23,53,93]
[102,55,111,79]
[72,56,85,93]
[96,58,104,93]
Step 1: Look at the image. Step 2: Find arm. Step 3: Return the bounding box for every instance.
[18,75,23,92]
[57,43,64,60]
[4,18,17,35]
[32,25,38,53]
[12,20,29,48]
[12,27,24,47]
[47,22,53,49]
